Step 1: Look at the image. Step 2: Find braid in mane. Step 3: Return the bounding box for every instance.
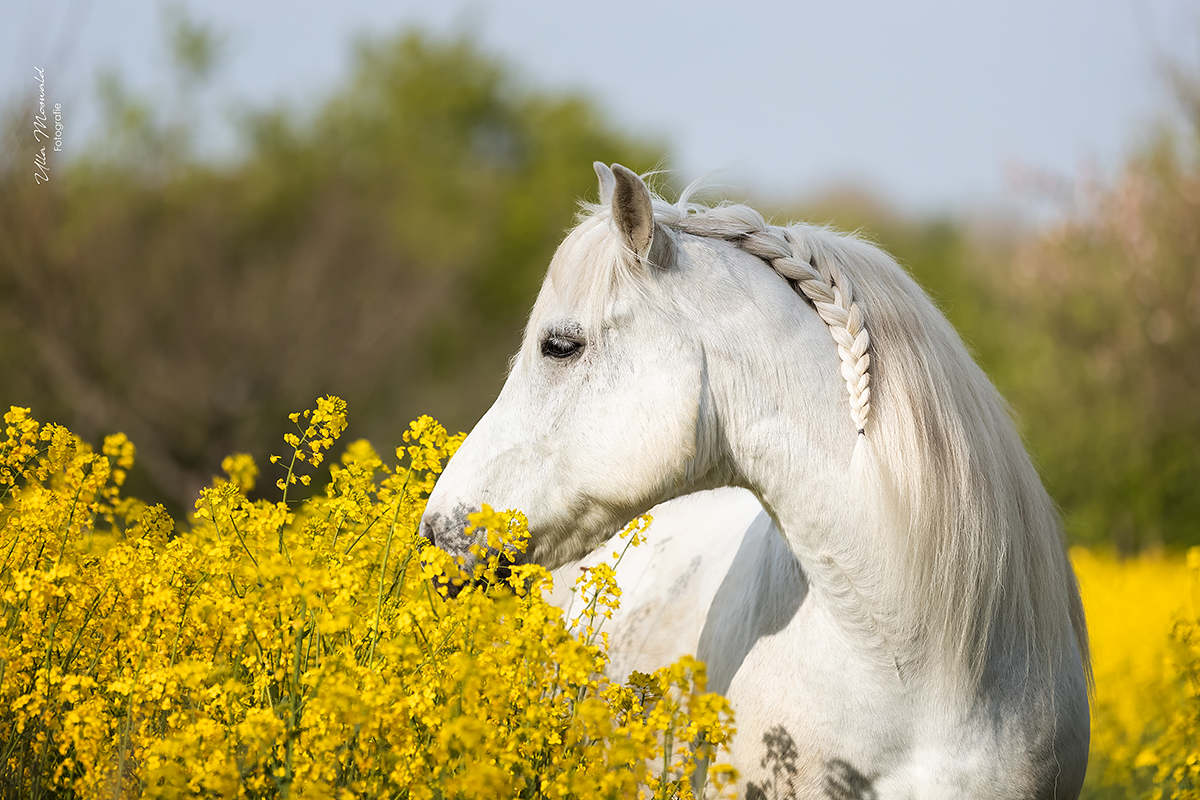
[666,206,872,436]
[645,194,1086,691]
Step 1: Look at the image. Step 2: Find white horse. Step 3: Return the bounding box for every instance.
[422,163,1091,799]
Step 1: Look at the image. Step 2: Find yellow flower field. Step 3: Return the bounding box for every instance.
[1075,548,1200,798]
[0,396,1196,798]
[0,399,734,799]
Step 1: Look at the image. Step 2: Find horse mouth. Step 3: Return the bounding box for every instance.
[439,557,523,600]
[421,507,531,599]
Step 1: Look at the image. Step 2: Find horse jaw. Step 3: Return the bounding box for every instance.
[421,291,711,573]
[421,359,706,570]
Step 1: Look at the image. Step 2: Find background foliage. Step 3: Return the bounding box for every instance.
[0,25,661,512]
[1075,547,1200,798]
[2,15,1196,551]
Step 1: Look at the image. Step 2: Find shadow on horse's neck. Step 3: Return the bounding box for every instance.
[684,291,928,688]
[696,508,808,697]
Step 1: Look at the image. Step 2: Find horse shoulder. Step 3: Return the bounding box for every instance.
[547,488,764,679]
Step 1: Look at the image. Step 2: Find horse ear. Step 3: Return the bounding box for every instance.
[594,161,616,205]
[610,163,655,260]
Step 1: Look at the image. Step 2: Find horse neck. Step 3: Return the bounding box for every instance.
[687,250,1042,691]
[683,260,883,609]
[701,341,906,686]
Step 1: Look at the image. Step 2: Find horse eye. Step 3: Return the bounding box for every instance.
[540,335,583,360]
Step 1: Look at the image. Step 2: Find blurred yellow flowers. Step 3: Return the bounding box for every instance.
[1076,547,1200,797]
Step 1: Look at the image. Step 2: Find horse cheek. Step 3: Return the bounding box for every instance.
[577,363,701,510]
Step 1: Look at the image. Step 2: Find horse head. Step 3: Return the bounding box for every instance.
[421,162,850,573]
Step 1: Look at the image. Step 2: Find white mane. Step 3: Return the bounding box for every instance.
[554,192,1091,690]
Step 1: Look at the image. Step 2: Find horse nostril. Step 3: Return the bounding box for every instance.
[420,514,440,545]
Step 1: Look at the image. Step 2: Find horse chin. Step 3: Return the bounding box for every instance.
[421,486,640,573]
[441,559,518,601]
[526,519,619,572]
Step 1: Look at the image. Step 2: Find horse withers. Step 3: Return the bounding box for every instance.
[422,163,1090,799]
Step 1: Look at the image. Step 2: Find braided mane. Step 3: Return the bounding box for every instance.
[666,206,873,437]
[567,191,1090,690]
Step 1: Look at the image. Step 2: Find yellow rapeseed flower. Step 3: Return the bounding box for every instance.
[0,400,736,799]
[1074,547,1200,796]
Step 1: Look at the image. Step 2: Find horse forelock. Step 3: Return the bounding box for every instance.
[552,190,1088,692]
[535,214,624,339]
[536,201,682,338]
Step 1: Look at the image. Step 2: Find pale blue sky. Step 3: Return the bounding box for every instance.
[3,0,1198,214]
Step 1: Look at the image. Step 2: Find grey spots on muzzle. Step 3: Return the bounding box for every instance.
[420,503,475,555]
[420,502,523,599]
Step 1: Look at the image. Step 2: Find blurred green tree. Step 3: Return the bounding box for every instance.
[3,9,1195,551]
[0,25,663,511]
[995,129,1200,552]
